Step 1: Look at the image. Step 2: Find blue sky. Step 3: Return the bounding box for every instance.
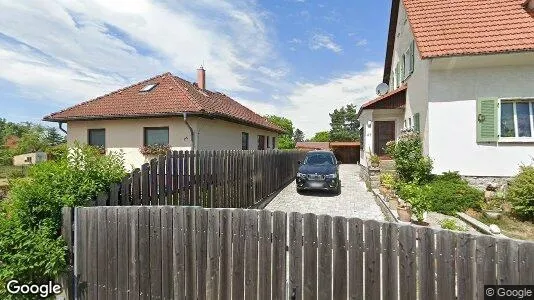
[0,0,390,137]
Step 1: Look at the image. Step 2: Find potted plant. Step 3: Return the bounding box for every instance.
[396,200,412,222]
[369,153,380,168]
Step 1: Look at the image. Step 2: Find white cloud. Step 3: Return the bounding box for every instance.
[238,63,383,137]
[0,0,283,105]
[309,33,342,53]
[289,38,302,44]
[356,39,368,46]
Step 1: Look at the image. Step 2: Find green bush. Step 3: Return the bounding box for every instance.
[379,172,396,189]
[398,175,483,216]
[0,144,126,297]
[440,218,466,231]
[507,166,534,221]
[387,132,433,184]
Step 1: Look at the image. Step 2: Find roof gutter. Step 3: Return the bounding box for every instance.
[183,112,196,152]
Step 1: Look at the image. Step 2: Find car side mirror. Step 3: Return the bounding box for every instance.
[297,160,301,165]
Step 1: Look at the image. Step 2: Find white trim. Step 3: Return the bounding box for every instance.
[498,98,534,142]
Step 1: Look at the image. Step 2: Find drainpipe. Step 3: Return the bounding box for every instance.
[58,122,67,134]
[183,113,196,151]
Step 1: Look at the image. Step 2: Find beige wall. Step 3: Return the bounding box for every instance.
[67,116,280,170]
[196,118,280,151]
[359,109,404,167]
[13,152,47,166]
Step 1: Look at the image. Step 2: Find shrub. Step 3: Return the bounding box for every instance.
[440,218,466,231]
[398,175,484,216]
[380,172,396,189]
[507,166,534,221]
[139,144,171,156]
[0,144,126,297]
[387,132,433,184]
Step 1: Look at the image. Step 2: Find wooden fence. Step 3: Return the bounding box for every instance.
[96,150,305,208]
[63,206,534,300]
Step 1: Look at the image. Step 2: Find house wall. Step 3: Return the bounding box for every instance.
[67,117,195,170]
[13,152,47,166]
[359,109,404,167]
[390,2,431,153]
[67,117,280,170]
[196,118,279,151]
[428,58,534,177]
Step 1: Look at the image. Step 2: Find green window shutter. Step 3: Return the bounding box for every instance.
[476,98,499,142]
[400,55,405,81]
[414,113,420,133]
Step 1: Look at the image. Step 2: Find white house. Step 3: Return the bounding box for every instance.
[44,69,283,169]
[358,0,534,183]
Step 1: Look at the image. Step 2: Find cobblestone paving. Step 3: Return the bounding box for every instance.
[265,164,385,220]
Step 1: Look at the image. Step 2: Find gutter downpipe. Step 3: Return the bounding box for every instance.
[58,122,67,134]
[183,113,196,152]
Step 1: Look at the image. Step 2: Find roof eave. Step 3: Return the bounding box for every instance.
[383,0,401,84]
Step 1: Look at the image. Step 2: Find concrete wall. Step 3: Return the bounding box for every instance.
[196,118,279,151]
[67,117,279,170]
[428,58,534,176]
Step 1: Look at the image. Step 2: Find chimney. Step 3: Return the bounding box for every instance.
[524,0,534,11]
[197,66,206,90]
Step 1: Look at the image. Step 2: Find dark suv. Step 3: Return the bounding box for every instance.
[296,151,341,194]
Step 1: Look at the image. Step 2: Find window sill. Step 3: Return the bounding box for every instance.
[498,138,534,143]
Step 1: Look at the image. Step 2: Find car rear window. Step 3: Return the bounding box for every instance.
[304,153,335,165]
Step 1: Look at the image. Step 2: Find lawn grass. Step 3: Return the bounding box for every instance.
[467,209,534,241]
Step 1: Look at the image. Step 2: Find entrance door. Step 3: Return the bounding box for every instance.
[374,121,395,156]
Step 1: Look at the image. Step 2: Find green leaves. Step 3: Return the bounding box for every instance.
[0,144,126,296]
[507,165,534,221]
[265,115,297,149]
[388,132,433,184]
[329,104,360,142]
[309,131,330,142]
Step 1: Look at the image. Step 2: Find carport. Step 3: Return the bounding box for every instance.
[330,142,360,164]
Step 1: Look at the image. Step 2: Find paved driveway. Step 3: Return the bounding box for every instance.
[265,164,385,220]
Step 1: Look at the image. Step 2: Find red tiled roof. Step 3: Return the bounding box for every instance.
[404,0,534,58]
[43,72,284,133]
[329,141,360,147]
[357,85,407,117]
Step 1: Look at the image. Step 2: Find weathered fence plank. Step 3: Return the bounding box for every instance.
[184,207,197,299]
[303,213,318,300]
[417,226,435,300]
[332,216,347,300]
[127,207,140,300]
[272,211,287,300]
[476,235,497,299]
[117,208,129,299]
[86,208,98,300]
[138,207,150,299]
[348,218,364,300]
[173,207,186,300]
[519,242,534,284]
[258,210,272,300]
[383,222,399,300]
[288,212,303,300]
[436,230,456,300]
[206,209,220,300]
[105,208,117,300]
[245,210,259,300]
[399,224,416,300]
[161,206,174,300]
[232,209,246,300]
[364,220,381,300]
[317,215,332,300]
[149,208,162,299]
[196,208,208,300]
[219,209,233,300]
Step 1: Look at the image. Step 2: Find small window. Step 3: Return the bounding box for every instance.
[272,137,276,149]
[144,127,169,146]
[88,129,105,148]
[408,118,412,128]
[140,83,157,92]
[500,100,533,138]
[242,132,249,150]
[258,135,265,150]
[266,136,270,148]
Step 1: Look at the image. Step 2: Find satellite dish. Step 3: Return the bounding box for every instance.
[376,82,389,96]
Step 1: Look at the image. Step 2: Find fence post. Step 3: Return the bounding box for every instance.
[60,207,75,300]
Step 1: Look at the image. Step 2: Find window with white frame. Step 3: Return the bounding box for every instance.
[499,100,534,139]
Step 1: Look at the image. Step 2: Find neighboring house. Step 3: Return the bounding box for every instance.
[44,69,284,169]
[358,0,534,182]
[13,152,47,166]
[296,142,330,151]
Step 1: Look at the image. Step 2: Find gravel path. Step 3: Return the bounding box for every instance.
[265,164,385,220]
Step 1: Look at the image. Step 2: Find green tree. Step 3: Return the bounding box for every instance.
[329,104,360,142]
[293,128,305,143]
[310,131,330,142]
[265,115,296,149]
[45,127,65,146]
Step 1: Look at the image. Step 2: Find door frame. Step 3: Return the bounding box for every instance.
[373,120,396,156]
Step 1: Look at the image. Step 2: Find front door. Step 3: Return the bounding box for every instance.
[374,121,395,156]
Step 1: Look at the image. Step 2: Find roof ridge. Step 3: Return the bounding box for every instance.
[168,75,205,111]
[44,72,172,120]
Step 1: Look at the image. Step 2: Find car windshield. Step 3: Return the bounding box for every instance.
[304,153,335,165]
